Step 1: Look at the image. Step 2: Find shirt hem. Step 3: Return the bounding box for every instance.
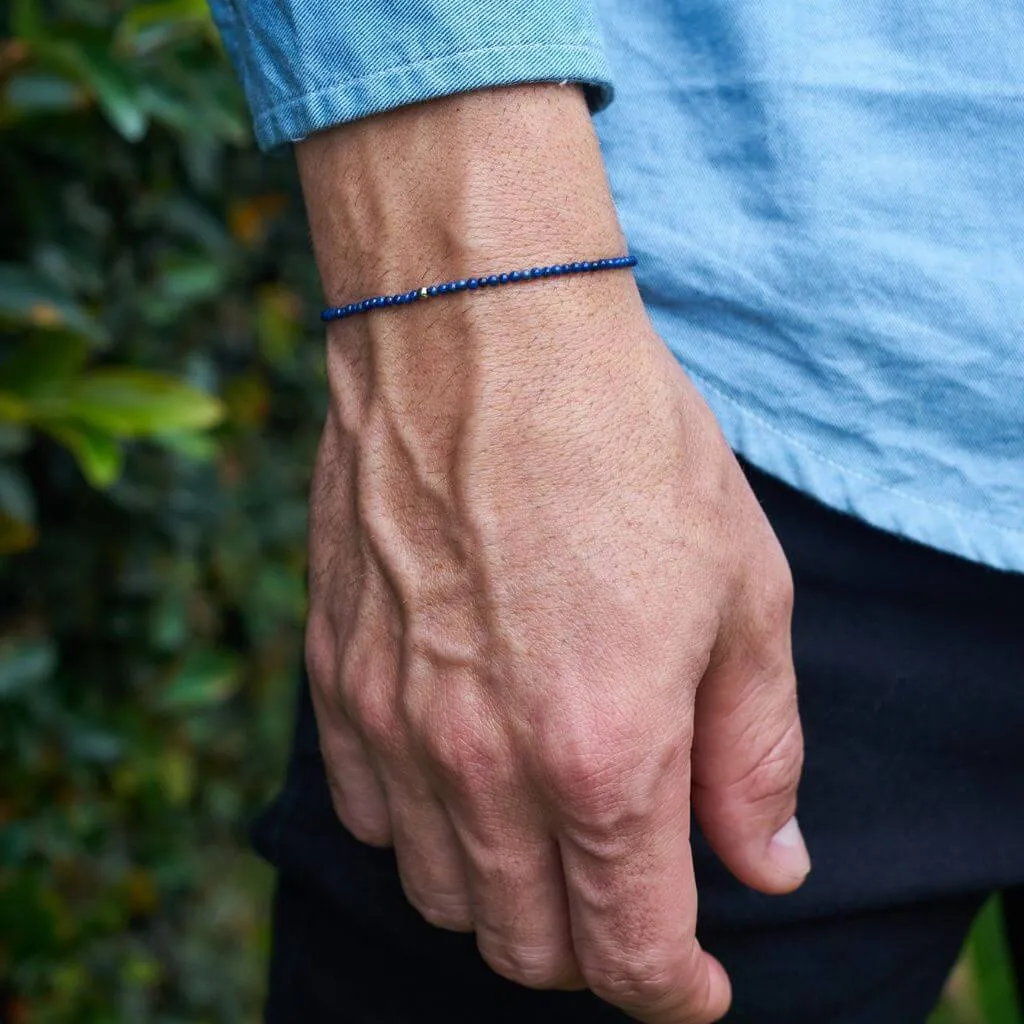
[691,371,1024,575]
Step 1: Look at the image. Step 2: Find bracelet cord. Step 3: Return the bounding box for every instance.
[320,254,637,323]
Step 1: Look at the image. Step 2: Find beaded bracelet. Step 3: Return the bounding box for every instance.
[320,254,637,323]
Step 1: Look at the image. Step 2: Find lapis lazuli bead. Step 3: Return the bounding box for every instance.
[320,255,635,322]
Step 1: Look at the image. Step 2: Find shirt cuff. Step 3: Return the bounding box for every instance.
[209,1,614,151]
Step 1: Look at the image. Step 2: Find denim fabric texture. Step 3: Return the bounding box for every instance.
[211,0,1024,572]
[208,0,612,148]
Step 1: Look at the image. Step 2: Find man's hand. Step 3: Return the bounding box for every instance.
[299,84,808,1024]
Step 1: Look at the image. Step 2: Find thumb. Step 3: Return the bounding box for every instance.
[690,599,809,895]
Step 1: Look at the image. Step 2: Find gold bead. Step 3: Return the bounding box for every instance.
[419,287,429,299]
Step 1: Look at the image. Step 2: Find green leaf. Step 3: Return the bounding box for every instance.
[117,0,212,52]
[34,39,148,142]
[63,369,224,437]
[44,421,124,487]
[969,896,1022,1023]
[76,46,147,141]
[0,392,31,424]
[152,429,219,461]
[0,637,56,698]
[156,256,228,305]
[161,649,241,710]
[0,264,104,341]
[0,333,90,399]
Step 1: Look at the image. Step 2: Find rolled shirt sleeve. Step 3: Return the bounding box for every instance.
[209,0,614,150]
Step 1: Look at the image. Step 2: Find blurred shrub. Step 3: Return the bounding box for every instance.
[0,1,324,1019]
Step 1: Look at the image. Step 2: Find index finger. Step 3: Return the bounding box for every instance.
[554,744,731,1023]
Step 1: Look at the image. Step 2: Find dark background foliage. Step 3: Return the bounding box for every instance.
[0,1,1019,1022]
[1,0,322,1018]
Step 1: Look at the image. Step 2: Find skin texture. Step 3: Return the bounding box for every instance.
[297,83,809,1024]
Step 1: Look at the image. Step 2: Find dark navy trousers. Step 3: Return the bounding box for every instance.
[255,464,1024,1023]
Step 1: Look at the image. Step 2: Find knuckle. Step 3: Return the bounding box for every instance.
[546,760,625,827]
[478,938,569,989]
[345,816,392,848]
[419,718,507,788]
[754,558,795,637]
[538,721,616,801]
[408,892,473,933]
[583,953,715,1021]
[398,679,510,788]
[731,716,804,812]
[767,566,795,626]
[537,719,663,831]
[325,773,391,847]
[418,904,473,933]
[583,957,679,1006]
[344,674,400,752]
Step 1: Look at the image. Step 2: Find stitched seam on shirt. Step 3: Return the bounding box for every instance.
[687,368,1024,534]
[254,42,608,125]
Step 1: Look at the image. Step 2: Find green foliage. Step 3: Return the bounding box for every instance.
[0,0,324,1019]
[931,897,1022,1024]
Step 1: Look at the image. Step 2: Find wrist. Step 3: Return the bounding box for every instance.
[296,83,627,302]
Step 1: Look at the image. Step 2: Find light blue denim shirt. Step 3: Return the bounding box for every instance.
[211,0,1024,573]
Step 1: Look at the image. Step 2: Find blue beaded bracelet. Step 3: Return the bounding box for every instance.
[320,254,637,323]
